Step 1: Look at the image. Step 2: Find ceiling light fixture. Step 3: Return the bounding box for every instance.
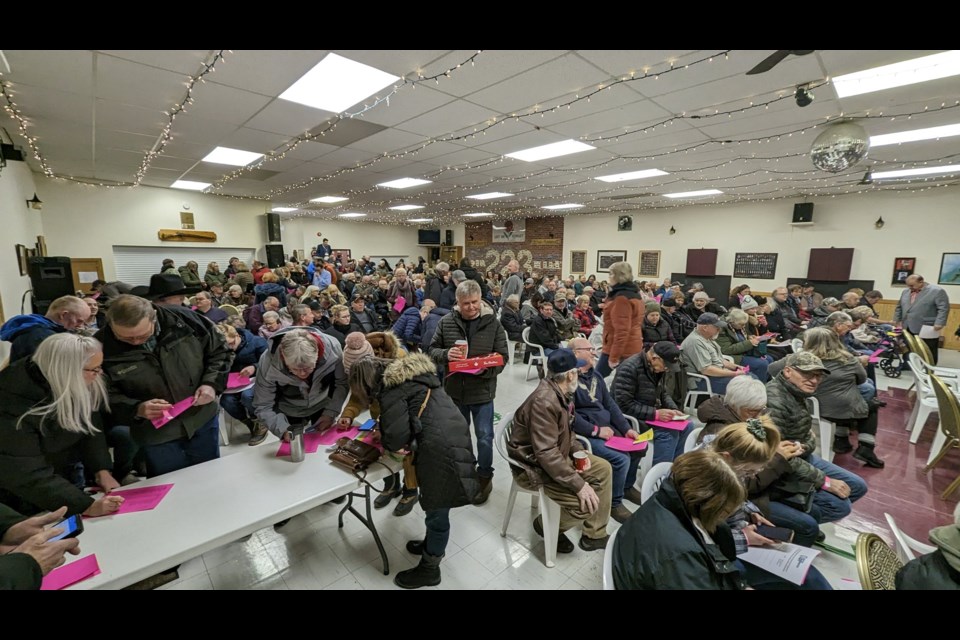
[871,163,960,180]
[505,139,595,162]
[462,213,494,218]
[279,53,399,113]
[595,168,669,182]
[202,146,264,166]
[171,180,211,191]
[663,189,723,199]
[272,207,297,212]
[870,122,960,147]
[466,192,513,200]
[389,204,425,211]
[408,218,433,223]
[795,85,814,107]
[310,196,349,204]
[377,177,432,189]
[542,203,583,210]
[832,50,960,98]
[338,213,367,218]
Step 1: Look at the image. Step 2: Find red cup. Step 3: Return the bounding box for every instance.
[572,450,588,472]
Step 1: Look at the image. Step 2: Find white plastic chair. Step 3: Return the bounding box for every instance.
[623,415,654,488]
[906,353,942,444]
[522,327,546,382]
[640,462,673,503]
[684,426,703,453]
[505,338,521,365]
[807,396,835,462]
[495,412,563,568]
[684,373,715,414]
[884,513,936,563]
[791,338,804,353]
[602,525,620,591]
[219,378,257,447]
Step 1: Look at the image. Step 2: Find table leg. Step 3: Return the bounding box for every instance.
[337,484,390,575]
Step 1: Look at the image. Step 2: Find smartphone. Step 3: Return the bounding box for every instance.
[358,419,377,431]
[756,524,794,543]
[47,514,84,542]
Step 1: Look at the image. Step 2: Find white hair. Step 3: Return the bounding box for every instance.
[279,329,319,370]
[19,334,109,434]
[456,279,482,300]
[723,376,767,412]
[608,261,633,285]
[825,311,853,327]
[725,308,749,328]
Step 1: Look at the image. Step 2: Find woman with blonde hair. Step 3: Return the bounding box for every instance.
[0,334,125,517]
[597,261,644,376]
[204,262,227,289]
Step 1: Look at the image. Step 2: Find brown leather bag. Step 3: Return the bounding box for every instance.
[329,437,381,472]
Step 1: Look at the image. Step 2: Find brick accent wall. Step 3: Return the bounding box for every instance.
[464,217,565,277]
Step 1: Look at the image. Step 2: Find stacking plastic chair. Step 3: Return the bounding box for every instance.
[806,396,835,462]
[219,304,240,318]
[884,513,936,564]
[640,462,673,504]
[791,338,804,353]
[906,353,943,445]
[522,327,546,382]
[856,533,903,590]
[684,426,703,453]
[924,373,960,496]
[683,372,715,415]
[624,415,654,488]
[602,525,620,591]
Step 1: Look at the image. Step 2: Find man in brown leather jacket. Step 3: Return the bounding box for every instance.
[508,349,613,553]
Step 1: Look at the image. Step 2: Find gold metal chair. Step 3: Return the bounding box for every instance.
[219,304,240,317]
[856,533,903,590]
[925,373,960,499]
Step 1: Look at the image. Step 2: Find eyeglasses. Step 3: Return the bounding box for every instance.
[84,366,103,375]
[574,347,597,354]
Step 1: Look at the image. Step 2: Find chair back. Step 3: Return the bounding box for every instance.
[930,374,960,443]
[684,427,703,453]
[855,533,903,590]
[220,304,240,317]
[884,513,936,564]
[602,525,620,591]
[790,338,804,353]
[641,462,673,503]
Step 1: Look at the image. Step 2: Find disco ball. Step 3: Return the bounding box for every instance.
[810,122,870,173]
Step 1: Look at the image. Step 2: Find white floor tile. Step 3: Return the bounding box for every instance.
[322,574,366,590]
[207,552,280,589]
[483,551,571,590]
[329,530,399,573]
[278,546,352,590]
[434,549,497,590]
[201,536,265,570]
[160,573,214,590]
[462,528,532,575]
[250,574,289,590]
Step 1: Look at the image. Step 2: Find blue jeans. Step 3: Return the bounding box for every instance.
[141,416,221,477]
[424,508,451,557]
[766,500,822,547]
[220,388,255,422]
[740,355,773,382]
[652,422,694,465]
[457,402,494,478]
[858,379,876,402]
[807,454,868,522]
[588,437,645,507]
[595,353,613,377]
[735,560,833,590]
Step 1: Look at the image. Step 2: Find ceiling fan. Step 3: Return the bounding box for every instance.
[746,50,815,75]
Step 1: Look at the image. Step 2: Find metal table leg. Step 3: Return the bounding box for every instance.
[337,483,390,575]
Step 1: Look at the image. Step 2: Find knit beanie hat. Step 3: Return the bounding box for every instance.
[645,301,661,314]
[342,332,374,373]
[740,295,759,311]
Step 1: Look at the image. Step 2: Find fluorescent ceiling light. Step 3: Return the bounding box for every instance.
[338,212,367,218]
[872,163,960,180]
[408,218,433,223]
[663,189,723,198]
[310,196,349,203]
[279,52,399,113]
[595,168,669,183]
[871,122,960,147]
[272,207,297,212]
[505,139,595,162]
[466,192,513,200]
[462,213,494,217]
[389,204,424,211]
[542,203,583,210]
[171,180,210,191]
[202,146,263,166]
[377,177,432,189]
[832,50,960,98]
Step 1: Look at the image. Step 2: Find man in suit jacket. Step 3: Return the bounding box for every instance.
[894,275,950,363]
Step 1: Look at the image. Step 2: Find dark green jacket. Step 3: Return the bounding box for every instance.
[429,303,508,406]
[0,503,42,590]
[716,324,758,364]
[96,305,232,446]
[178,266,202,288]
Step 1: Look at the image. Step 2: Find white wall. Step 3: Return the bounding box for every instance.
[562,188,960,293]
[39,182,268,281]
[287,218,461,265]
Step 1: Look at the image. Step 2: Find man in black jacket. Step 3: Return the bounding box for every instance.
[0,504,80,590]
[429,280,509,505]
[348,294,379,334]
[529,301,561,359]
[438,270,466,310]
[459,257,489,299]
[97,295,233,477]
[425,262,449,306]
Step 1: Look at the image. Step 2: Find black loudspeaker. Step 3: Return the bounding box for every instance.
[266,213,282,242]
[445,229,454,246]
[28,256,75,315]
[792,203,814,223]
[265,244,285,268]
[429,247,441,262]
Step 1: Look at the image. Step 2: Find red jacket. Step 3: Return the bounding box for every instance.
[601,284,645,363]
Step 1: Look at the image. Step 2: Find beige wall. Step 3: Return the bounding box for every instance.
[286,218,466,265]
[562,188,960,294]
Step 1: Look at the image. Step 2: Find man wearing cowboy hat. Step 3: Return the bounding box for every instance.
[130,273,201,307]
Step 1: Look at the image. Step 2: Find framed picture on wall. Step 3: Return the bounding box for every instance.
[570,250,587,274]
[638,250,660,278]
[939,253,960,285]
[597,250,627,273]
[892,257,916,285]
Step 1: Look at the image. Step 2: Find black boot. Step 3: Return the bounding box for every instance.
[394,551,442,589]
[473,475,493,505]
[832,435,853,454]
[853,442,885,468]
[405,539,424,555]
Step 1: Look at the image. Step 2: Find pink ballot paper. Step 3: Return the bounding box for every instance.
[393,297,407,313]
[646,419,692,431]
[758,332,778,341]
[108,483,174,515]
[227,372,251,388]
[868,347,885,364]
[41,554,100,590]
[604,436,648,453]
[275,431,328,457]
[151,396,196,429]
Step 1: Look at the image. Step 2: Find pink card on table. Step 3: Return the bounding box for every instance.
[275,431,328,457]
[646,419,692,431]
[151,397,195,429]
[108,483,174,515]
[393,297,407,313]
[604,436,648,453]
[41,554,100,590]
[317,425,359,445]
[227,372,251,389]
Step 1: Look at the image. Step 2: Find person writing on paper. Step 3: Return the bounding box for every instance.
[253,327,346,443]
[0,504,82,590]
[680,313,747,395]
[612,341,690,465]
[716,308,773,382]
[568,338,642,524]
[596,261,645,377]
[613,449,744,590]
[897,502,960,590]
[0,334,124,517]
[894,274,950,364]
[214,323,269,446]
[97,295,232,477]
[509,349,613,554]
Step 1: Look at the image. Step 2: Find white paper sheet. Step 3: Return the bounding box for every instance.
[739,542,821,585]
[919,325,941,339]
[78,271,99,284]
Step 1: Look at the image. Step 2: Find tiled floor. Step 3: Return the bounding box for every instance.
[156,349,960,590]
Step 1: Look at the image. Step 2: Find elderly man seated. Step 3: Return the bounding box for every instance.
[529,300,562,358]
[681,313,749,395]
[806,297,841,329]
[681,291,726,324]
[766,287,803,338]
[508,349,612,553]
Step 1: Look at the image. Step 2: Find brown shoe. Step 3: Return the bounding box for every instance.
[578,534,610,552]
[473,475,493,505]
[623,487,644,506]
[248,422,269,446]
[611,504,632,524]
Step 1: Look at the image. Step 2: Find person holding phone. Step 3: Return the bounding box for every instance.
[0,334,125,518]
[0,504,82,590]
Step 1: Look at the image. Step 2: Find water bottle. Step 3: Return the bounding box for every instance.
[289,424,306,462]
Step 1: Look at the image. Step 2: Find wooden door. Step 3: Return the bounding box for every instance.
[71,258,104,294]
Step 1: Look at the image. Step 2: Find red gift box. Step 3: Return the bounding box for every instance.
[448,353,504,373]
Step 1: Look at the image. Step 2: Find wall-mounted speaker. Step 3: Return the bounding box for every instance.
[266,213,282,242]
[265,244,285,268]
[28,256,74,315]
[792,203,814,224]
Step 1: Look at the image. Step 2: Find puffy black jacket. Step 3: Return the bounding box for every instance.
[642,318,675,348]
[379,354,479,511]
[420,307,450,351]
[231,329,268,373]
[429,304,509,405]
[0,358,111,516]
[681,301,726,323]
[438,282,458,310]
[425,276,445,306]
[499,306,525,341]
[613,477,742,590]
[97,304,233,446]
[663,309,695,342]
[896,550,960,590]
[529,313,560,350]
[611,351,677,422]
[459,260,489,299]
[696,395,740,439]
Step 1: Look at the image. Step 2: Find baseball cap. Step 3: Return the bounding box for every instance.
[652,341,681,372]
[785,352,830,374]
[661,297,677,309]
[525,278,535,285]
[697,312,724,327]
[546,348,587,375]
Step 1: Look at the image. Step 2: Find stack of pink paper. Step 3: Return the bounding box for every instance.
[645,419,692,431]
[226,373,252,389]
[603,436,648,453]
[106,483,175,515]
[151,397,195,429]
[41,555,100,590]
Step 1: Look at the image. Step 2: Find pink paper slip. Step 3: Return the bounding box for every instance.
[740,365,751,374]
[758,332,778,341]
[393,297,407,313]
[317,425,359,445]
[108,484,174,515]
[646,419,692,431]
[151,397,195,429]
[275,431,328,457]
[41,554,100,590]
[869,347,885,364]
[227,373,251,389]
[604,436,648,453]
